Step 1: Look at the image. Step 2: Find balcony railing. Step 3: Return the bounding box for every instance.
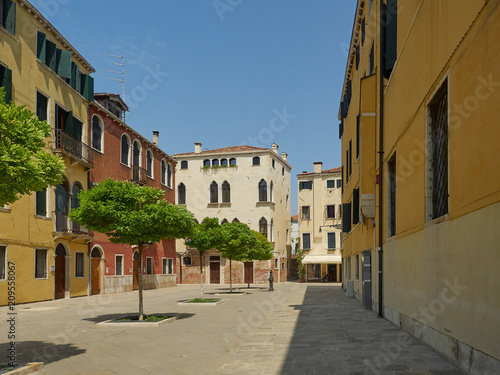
[54,211,92,237]
[132,165,148,185]
[53,129,94,168]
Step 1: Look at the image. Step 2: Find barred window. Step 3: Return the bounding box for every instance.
[35,249,47,279]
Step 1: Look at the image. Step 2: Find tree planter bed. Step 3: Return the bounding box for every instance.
[97,314,178,327]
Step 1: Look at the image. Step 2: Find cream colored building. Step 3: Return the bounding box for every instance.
[173,143,292,284]
[297,163,342,282]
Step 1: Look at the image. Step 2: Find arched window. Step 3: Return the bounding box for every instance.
[121,134,130,165]
[259,217,268,239]
[210,181,218,203]
[221,218,228,224]
[91,115,103,152]
[132,140,141,167]
[180,160,188,170]
[269,181,273,202]
[167,163,172,188]
[221,158,228,166]
[146,150,153,178]
[229,158,236,166]
[178,183,186,205]
[252,156,260,166]
[270,219,274,242]
[55,178,70,232]
[71,183,83,232]
[232,218,240,223]
[203,159,211,167]
[161,160,167,185]
[222,181,230,203]
[258,179,267,202]
[212,159,219,166]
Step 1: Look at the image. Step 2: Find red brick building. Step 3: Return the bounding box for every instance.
[87,93,177,294]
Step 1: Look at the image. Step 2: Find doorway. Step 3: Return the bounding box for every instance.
[327,264,337,282]
[54,244,66,299]
[209,256,220,284]
[90,247,101,295]
[244,262,253,284]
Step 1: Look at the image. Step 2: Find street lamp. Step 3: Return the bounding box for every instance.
[318,224,342,232]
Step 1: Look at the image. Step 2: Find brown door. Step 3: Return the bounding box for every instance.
[133,257,139,290]
[54,255,65,299]
[91,258,101,295]
[244,262,253,284]
[210,262,220,284]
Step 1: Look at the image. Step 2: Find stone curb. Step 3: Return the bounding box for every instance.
[97,315,179,327]
[177,299,225,306]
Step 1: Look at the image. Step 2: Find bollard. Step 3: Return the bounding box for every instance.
[268,269,274,291]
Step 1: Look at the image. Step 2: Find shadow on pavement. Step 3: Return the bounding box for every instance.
[0,341,85,366]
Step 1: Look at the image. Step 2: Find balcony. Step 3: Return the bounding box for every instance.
[53,211,93,241]
[53,129,94,169]
[132,165,148,185]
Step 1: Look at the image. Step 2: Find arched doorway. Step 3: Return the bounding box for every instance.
[54,244,67,299]
[55,179,70,232]
[90,247,102,295]
[133,251,139,290]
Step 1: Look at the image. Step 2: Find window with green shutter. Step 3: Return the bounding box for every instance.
[36,91,48,121]
[327,232,336,249]
[0,65,12,103]
[342,203,351,233]
[36,188,47,216]
[79,73,94,100]
[45,39,57,71]
[353,188,360,225]
[1,0,16,34]
[327,180,335,189]
[56,49,72,79]
[384,0,398,78]
[37,31,46,61]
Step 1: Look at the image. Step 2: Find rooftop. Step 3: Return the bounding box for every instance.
[173,145,270,157]
[297,166,342,176]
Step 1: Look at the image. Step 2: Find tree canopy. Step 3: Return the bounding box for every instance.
[0,88,65,206]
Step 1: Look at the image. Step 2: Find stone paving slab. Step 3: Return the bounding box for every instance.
[0,283,465,374]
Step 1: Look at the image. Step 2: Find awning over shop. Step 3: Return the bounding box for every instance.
[301,254,342,264]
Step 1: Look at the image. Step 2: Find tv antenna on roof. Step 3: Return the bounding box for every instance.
[105,54,126,121]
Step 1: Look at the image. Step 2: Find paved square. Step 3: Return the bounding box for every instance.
[0,283,464,374]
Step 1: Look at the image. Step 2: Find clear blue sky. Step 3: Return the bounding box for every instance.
[32,0,356,215]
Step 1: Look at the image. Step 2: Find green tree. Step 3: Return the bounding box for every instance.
[297,237,305,281]
[69,178,195,320]
[0,88,65,206]
[185,217,224,299]
[243,231,274,288]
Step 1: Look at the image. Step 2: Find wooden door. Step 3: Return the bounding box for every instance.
[210,262,220,284]
[133,257,139,290]
[244,262,253,284]
[91,258,101,295]
[54,255,65,299]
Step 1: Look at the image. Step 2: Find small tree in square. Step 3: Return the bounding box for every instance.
[69,178,195,320]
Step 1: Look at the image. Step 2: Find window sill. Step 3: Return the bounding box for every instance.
[0,208,11,213]
[120,162,131,169]
[207,203,219,208]
[34,215,52,221]
[256,201,275,208]
[425,213,449,228]
[34,277,49,280]
[219,203,231,208]
[0,24,17,40]
[91,147,104,155]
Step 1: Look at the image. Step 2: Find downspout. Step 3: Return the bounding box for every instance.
[378,0,386,318]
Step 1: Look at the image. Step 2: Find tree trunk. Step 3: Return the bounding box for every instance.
[138,243,144,321]
[229,258,232,293]
[199,251,204,300]
[178,254,183,284]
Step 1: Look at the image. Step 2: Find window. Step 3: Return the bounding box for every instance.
[232,218,240,223]
[229,158,236,166]
[252,156,260,166]
[180,160,188,170]
[121,134,130,165]
[0,246,5,280]
[0,0,15,34]
[0,64,12,103]
[349,140,352,177]
[369,44,375,75]
[274,258,278,269]
[183,257,192,266]
[300,206,310,220]
[146,150,153,178]
[356,254,360,280]
[35,188,47,216]
[258,179,267,202]
[35,249,47,279]
[384,0,398,78]
[178,183,186,205]
[269,219,274,242]
[115,255,123,276]
[161,160,167,185]
[167,163,172,188]
[221,158,228,166]
[342,202,352,233]
[259,217,268,239]
[210,181,218,203]
[269,181,273,202]
[281,262,285,270]
[221,218,228,224]
[353,188,360,225]
[272,159,275,169]
[428,80,449,220]
[299,181,312,190]
[388,154,397,236]
[146,257,153,275]
[302,233,311,250]
[361,17,365,46]
[327,180,335,189]
[163,258,173,274]
[203,159,211,167]
[75,252,84,278]
[328,233,336,249]
[91,115,103,152]
[356,114,360,159]
[336,179,342,188]
[212,159,219,166]
[222,181,230,203]
[282,167,285,176]
[36,91,48,122]
[132,140,141,168]
[356,44,360,70]
[326,205,335,219]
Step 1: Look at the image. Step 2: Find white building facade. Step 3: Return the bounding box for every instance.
[297,163,342,282]
[173,143,292,284]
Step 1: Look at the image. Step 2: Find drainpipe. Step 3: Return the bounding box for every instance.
[378,0,386,318]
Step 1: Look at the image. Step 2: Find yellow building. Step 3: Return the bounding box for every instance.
[0,0,95,304]
[339,0,500,373]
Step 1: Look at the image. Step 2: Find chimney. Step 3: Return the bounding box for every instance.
[313,162,323,173]
[194,142,202,154]
[281,152,287,162]
[152,131,159,146]
[271,143,279,154]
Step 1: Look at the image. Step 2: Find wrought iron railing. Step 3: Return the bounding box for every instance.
[54,211,92,236]
[132,165,148,185]
[53,129,94,168]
